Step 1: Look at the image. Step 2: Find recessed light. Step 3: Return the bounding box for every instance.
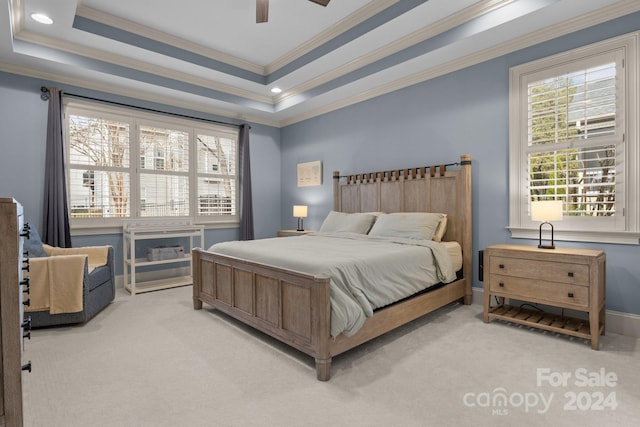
[31,13,53,25]
[270,87,282,94]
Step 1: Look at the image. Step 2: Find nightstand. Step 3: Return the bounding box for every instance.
[277,229,315,237]
[483,244,606,349]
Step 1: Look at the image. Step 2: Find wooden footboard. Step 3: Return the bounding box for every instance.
[193,247,468,380]
[192,248,334,380]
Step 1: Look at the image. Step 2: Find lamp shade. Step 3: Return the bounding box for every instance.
[293,205,308,218]
[531,200,563,222]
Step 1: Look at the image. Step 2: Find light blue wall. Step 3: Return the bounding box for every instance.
[1,12,639,315]
[280,12,640,316]
[0,76,48,227]
[0,73,282,275]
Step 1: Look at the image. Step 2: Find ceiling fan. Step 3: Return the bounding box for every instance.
[256,0,331,23]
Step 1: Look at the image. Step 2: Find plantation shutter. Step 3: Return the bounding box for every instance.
[523,50,623,220]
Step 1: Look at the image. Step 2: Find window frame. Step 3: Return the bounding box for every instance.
[64,99,240,233]
[508,32,640,245]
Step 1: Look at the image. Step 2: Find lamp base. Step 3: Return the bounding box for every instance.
[296,217,304,232]
[538,222,555,250]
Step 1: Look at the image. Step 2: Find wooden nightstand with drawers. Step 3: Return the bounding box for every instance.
[483,244,606,349]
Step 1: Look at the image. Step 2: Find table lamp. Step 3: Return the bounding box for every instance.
[293,205,308,231]
[531,200,563,249]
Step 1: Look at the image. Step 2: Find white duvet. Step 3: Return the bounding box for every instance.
[208,232,457,338]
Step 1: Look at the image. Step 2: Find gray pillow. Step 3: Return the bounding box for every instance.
[23,223,48,257]
[367,213,445,240]
[319,211,377,234]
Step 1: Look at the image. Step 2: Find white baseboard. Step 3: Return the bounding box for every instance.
[471,287,640,339]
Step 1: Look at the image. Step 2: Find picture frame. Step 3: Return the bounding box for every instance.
[297,160,322,187]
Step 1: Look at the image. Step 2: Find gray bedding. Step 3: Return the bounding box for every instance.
[208,232,457,337]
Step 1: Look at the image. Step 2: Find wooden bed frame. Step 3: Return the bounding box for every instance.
[192,154,472,381]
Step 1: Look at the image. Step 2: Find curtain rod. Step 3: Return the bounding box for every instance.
[40,86,242,129]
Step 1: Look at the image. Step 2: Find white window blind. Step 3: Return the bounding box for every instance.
[138,124,190,217]
[67,113,131,219]
[526,60,618,218]
[196,132,238,219]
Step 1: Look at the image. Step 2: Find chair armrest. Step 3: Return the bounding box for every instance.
[43,245,111,268]
[33,254,89,272]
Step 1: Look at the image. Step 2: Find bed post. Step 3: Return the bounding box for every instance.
[460,154,473,305]
[192,249,203,310]
[315,278,332,381]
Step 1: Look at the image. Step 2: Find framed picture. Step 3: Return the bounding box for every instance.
[297,160,322,187]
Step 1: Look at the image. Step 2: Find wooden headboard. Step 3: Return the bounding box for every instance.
[332,154,473,297]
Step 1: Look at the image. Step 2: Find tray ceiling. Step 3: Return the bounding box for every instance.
[1,0,639,126]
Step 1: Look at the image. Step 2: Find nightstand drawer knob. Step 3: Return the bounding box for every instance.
[568,292,574,298]
[568,272,574,277]
[499,282,505,287]
[499,264,505,269]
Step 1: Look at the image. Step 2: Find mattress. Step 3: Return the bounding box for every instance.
[208,232,458,337]
[442,241,463,272]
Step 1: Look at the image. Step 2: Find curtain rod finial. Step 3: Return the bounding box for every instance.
[40,86,50,101]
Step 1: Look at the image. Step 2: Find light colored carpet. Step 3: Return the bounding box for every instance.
[22,286,640,427]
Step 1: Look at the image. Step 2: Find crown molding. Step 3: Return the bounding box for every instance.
[0,61,280,128]
[13,30,274,106]
[280,0,640,126]
[75,5,265,76]
[6,0,640,128]
[276,0,512,105]
[76,2,403,78]
[265,0,399,75]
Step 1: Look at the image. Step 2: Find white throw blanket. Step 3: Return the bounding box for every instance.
[209,232,456,337]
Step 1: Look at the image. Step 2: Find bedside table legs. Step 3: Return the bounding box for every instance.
[589,308,602,350]
[483,289,491,323]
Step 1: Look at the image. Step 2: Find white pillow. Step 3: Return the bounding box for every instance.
[432,214,448,242]
[367,212,445,240]
[319,211,377,234]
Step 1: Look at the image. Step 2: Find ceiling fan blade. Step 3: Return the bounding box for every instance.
[309,0,331,6]
[257,0,269,23]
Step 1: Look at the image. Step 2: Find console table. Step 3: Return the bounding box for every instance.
[123,221,204,295]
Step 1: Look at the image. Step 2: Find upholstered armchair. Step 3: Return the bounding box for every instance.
[24,226,115,328]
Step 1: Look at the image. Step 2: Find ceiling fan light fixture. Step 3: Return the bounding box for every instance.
[31,13,53,25]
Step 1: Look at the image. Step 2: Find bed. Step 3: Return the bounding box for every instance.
[192,154,472,380]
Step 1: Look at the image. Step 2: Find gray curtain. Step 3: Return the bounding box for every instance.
[238,124,254,240]
[42,87,72,248]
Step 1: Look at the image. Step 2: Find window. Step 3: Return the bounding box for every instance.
[509,33,639,244]
[196,133,236,217]
[65,101,239,229]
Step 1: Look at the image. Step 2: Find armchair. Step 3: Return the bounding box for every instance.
[24,228,115,328]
